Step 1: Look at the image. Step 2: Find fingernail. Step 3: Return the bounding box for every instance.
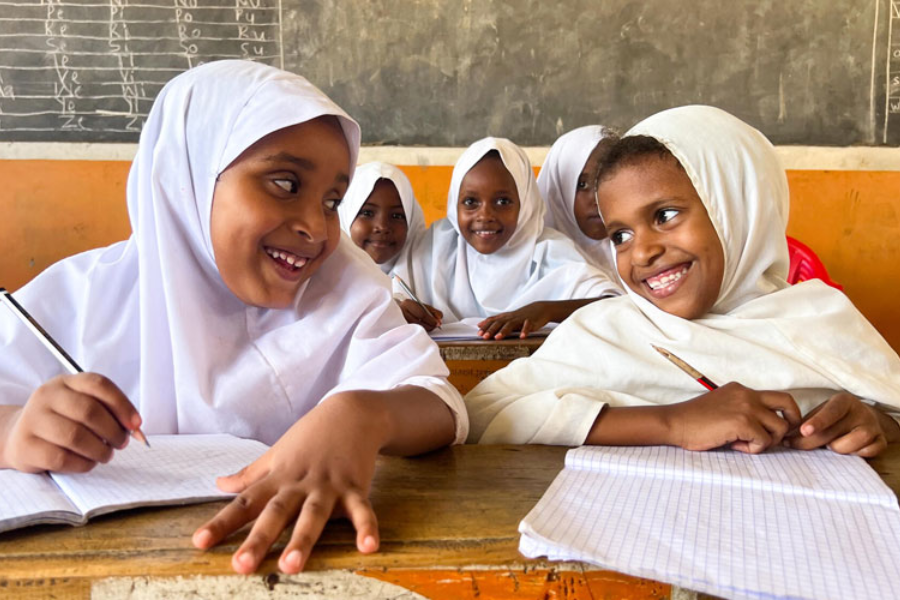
[193,529,212,548]
[281,550,302,572]
[131,414,143,429]
[238,551,255,568]
[362,535,377,552]
[801,424,814,436]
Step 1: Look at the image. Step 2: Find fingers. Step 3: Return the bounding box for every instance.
[193,483,273,551]
[278,491,337,573]
[799,394,851,438]
[64,373,142,435]
[31,410,116,466]
[425,305,443,328]
[519,319,533,339]
[757,391,802,427]
[401,301,437,330]
[9,433,96,473]
[344,490,379,554]
[827,427,886,457]
[235,489,313,575]
[216,456,271,493]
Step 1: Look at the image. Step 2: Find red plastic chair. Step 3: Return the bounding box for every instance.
[786,236,843,290]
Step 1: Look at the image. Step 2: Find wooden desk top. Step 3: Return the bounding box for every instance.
[438,337,544,361]
[2,444,899,599]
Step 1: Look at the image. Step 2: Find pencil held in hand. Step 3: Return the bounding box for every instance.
[392,275,442,328]
[0,287,150,447]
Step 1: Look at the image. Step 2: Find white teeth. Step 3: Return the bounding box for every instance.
[647,267,687,290]
[266,247,307,269]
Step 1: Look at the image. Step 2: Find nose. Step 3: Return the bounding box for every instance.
[631,230,665,267]
[290,201,328,244]
[372,213,391,233]
[473,203,497,222]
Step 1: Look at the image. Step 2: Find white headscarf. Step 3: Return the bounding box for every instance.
[337,162,426,274]
[537,125,616,272]
[393,137,619,323]
[466,106,900,445]
[0,60,466,446]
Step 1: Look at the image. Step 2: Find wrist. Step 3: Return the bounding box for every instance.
[319,392,394,452]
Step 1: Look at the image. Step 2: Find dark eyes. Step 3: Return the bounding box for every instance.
[461,196,478,207]
[391,212,406,221]
[324,198,342,211]
[610,230,634,246]
[495,197,512,206]
[272,178,298,194]
[358,208,375,218]
[656,208,679,224]
[576,178,589,191]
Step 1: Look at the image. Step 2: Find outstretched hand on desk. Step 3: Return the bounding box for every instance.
[191,386,456,574]
[192,393,381,574]
[477,301,554,340]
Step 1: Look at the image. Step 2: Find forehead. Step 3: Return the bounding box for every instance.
[463,154,515,186]
[597,155,698,215]
[366,179,403,206]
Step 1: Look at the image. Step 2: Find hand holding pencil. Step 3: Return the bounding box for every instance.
[0,288,148,474]
[392,275,443,332]
[651,344,801,454]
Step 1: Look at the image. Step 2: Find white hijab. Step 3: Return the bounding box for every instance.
[466,106,900,445]
[337,162,426,274]
[0,60,465,446]
[537,125,616,272]
[393,137,619,323]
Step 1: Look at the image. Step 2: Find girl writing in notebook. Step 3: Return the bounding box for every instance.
[338,161,442,331]
[537,125,619,275]
[393,137,619,339]
[0,61,467,574]
[465,106,900,456]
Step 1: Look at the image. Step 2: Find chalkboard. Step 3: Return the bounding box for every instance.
[1,0,898,146]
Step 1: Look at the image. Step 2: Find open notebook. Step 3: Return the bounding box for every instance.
[520,445,900,600]
[0,433,268,534]
[429,317,557,341]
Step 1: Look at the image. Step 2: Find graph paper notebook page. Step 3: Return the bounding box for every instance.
[429,317,557,341]
[519,445,900,600]
[0,434,268,534]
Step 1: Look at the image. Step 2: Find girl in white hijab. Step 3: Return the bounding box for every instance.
[393,137,619,339]
[537,125,618,273]
[338,161,426,274]
[0,61,467,574]
[466,106,900,457]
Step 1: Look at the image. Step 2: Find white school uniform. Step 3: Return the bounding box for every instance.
[337,161,427,276]
[392,137,619,324]
[537,125,616,273]
[0,60,467,446]
[465,106,900,445]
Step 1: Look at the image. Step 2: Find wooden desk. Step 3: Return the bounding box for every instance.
[439,338,544,395]
[2,444,898,599]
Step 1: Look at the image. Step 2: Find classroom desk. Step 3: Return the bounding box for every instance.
[2,444,899,600]
[439,338,544,395]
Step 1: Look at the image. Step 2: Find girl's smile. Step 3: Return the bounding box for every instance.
[597,153,724,319]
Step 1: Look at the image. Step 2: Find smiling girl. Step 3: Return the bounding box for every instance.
[0,61,467,574]
[465,106,900,456]
[393,137,619,339]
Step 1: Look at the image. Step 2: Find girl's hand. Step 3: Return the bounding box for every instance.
[398,299,443,331]
[0,373,139,473]
[477,301,554,340]
[785,392,900,457]
[192,393,385,575]
[666,382,802,454]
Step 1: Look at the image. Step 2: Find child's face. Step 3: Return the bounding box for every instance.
[573,142,610,241]
[456,155,520,254]
[210,117,351,309]
[597,155,724,319]
[349,180,408,264]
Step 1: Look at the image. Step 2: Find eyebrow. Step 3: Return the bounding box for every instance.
[603,197,687,230]
[263,152,350,186]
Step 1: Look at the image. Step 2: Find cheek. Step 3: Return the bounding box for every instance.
[349,219,369,245]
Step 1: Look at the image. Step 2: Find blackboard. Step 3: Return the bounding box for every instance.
[1,0,898,146]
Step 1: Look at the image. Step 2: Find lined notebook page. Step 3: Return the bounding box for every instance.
[520,446,900,600]
[429,317,556,341]
[50,434,269,518]
[0,470,80,532]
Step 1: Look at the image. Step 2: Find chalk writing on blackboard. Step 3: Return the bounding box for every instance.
[0,0,282,142]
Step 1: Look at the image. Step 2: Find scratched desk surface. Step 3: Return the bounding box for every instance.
[2,444,898,599]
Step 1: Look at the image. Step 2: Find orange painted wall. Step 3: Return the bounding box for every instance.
[1,160,898,353]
